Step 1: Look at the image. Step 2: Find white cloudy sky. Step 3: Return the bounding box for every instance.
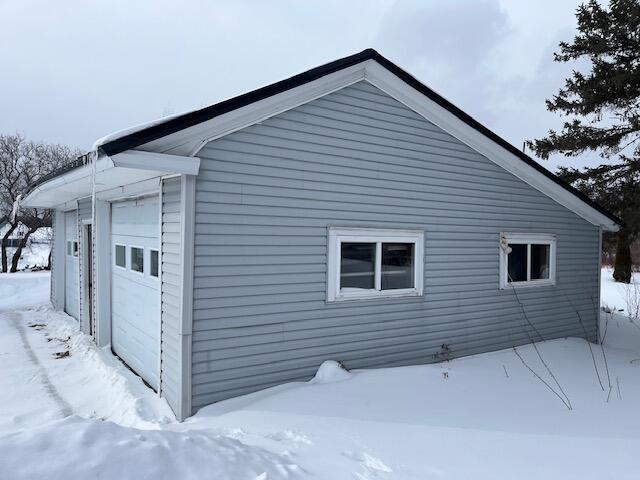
[1,0,599,171]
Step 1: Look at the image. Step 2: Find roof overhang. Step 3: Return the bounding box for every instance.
[22,150,200,208]
[105,53,618,231]
[38,49,620,231]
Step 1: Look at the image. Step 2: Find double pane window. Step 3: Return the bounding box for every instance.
[328,228,423,301]
[500,233,556,288]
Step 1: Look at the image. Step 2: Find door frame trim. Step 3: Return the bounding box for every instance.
[80,220,93,335]
[64,209,80,320]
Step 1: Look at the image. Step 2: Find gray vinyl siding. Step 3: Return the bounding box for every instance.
[191,81,600,410]
[77,197,91,333]
[77,197,92,221]
[160,177,182,413]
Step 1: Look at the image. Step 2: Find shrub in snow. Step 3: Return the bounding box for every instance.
[312,361,351,384]
[622,282,640,322]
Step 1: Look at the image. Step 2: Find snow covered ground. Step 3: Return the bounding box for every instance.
[600,266,639,313]
[0,270,639,479]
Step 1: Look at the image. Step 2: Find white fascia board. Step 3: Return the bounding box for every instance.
[138,63,368,157]
[110,150,200,176]
[363,61,619,231]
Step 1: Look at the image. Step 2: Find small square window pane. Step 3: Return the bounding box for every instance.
[381,243,414,290]
[150,249,159,278]
[130,247,144,273]
[507,243,527,282]
[531,244,550,280]
[115,245,126,268]
[340,242,375,290]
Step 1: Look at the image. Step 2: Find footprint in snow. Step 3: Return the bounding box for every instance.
[223,427,246,439]
[342,451,392,479]
[266,429,312,445]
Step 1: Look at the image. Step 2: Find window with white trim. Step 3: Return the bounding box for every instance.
[150,249,159,278]
[114,244,126,268]
[327,227,424,302]
[130,246,144,273]
[499,233,556,289]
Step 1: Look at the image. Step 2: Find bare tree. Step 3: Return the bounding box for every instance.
[0,134,79,272]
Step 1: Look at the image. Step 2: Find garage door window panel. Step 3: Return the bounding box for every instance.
[130,246,144,274]
[114,244,126,269]
[150,249,159,278]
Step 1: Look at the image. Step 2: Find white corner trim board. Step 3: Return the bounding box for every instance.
[177,174,196,420]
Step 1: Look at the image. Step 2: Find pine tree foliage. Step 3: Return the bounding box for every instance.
[529,0,640,283]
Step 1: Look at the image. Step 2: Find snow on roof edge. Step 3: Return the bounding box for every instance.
[91,111,188,151]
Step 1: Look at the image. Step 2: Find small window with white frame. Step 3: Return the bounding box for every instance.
[327,227,424,302]
[499,232,556,289]
[130,246,144,273]
[114,244,126,268]
[150,249,159,278]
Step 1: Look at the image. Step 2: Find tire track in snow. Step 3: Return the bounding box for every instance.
[9,311,73,419]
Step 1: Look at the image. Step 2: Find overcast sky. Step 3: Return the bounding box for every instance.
[1,0,598,171]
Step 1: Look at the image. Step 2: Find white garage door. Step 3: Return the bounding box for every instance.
[111,196,160,390]
[64,210,80,320]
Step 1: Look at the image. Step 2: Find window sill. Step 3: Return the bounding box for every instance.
[499,280,556,290]
[328,288,423,303]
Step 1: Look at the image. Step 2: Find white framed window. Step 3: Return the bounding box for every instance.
[499,232,556,289]
[130,246,144,274]
[149,249,159,278]
[66,241,72,256]
[114,244,126,269]
[72,241,79,257]
[327,227,424,302]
